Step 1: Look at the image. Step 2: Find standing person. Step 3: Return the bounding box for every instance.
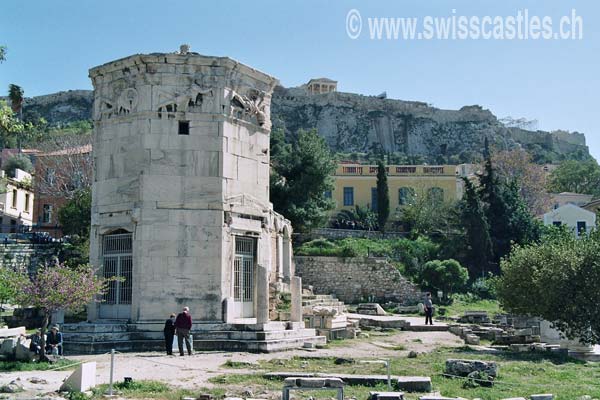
[174,307,193,356]
[163,313,176,355]
[45,325,63,355]
[424,292,434,326]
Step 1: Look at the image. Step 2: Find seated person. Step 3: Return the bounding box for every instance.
[27,329,43,355]
[45,325,63,355]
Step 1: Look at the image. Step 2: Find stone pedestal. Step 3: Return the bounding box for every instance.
[256,265,270,324]
[291,277,302,322]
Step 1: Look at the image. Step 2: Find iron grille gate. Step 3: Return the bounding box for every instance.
[233,237,256,316]
[102,233,133,306]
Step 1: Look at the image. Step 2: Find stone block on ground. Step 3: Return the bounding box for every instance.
[0,380,24,393]
[357,303,387,316]
[458,311,490,324]
[396,376,431,392]
[465,334,480,345]
[419,396,458,400]
[445,359,498,378]
[0,338,16,355]
[283,377,344,388]
[369,391,405,400]
[0,326,26,338]
[530,395,554,400]
[515,328,533,336]
[14,342,34,361]
[510,344,532,352]
[60,362,96,392]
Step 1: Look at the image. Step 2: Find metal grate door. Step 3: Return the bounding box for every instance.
[233,236,256,318]
[100,232,133,319]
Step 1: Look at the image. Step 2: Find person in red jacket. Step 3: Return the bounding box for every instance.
[174,306,193,356]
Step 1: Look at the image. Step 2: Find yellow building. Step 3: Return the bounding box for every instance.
[328,163,474,220]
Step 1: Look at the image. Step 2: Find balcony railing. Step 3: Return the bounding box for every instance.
[336,164,453,176]
[341,166,364,174]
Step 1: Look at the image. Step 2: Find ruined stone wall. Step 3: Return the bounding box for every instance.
[0,243,60,273]
[294,256,421,305]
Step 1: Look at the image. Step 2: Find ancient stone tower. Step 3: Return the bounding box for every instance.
[75,49,321,352]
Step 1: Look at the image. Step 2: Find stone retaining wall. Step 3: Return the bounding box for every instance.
[294,256,421,305]
[0,243,61,273]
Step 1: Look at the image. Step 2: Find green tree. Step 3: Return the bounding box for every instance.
[58,188,92,237]
[478,150,539,267]
[2,154,33,177]
[0,45,6,63]
[376,159,390,233]
[270,128,336,232]
[547,159,600,197]
[0,100,26,148]
[0,268,27,311]
[496,229,600,344]
[460,178,493,277]
[418,259,469,299]
[8,84,24,150]
[335,205,378,231]
[397,193,457,239]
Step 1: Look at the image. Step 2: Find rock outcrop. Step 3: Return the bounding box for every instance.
[271,86,589,162]
[13,87,590,162]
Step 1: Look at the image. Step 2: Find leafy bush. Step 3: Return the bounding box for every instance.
[295,237,438,278]
[496,229,600,344]
[2,154,33,176]
[417,259,469,298]
[470,276,497,300]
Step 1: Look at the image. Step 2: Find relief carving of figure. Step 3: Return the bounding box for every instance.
[95,97,115,120]
[117,88,138,115]
[156,84,215,117]
[230,89,267,126]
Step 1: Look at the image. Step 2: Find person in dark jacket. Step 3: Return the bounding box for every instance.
[45,325,63,355]
[27,329,43,355]
[163,313,176,355]
[424,292,434,326]
[174,307,193,356]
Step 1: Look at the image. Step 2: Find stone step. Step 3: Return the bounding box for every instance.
[264,372,431,392]
[405,324,449,332]
[302,300,345,307]
[302,294,337,301]
[65,332,326,354]
[64,328,319,343]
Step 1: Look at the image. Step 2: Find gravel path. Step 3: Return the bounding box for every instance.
[0,329,462,399]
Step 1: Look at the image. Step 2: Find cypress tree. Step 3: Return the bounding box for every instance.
[376,159,390,233]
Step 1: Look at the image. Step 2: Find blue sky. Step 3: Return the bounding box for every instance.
[1,1,598,160]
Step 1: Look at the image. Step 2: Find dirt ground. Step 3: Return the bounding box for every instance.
[0,328,462,399]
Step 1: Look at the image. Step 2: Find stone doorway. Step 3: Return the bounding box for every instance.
[99,232,132,320]
[233,236,256,319]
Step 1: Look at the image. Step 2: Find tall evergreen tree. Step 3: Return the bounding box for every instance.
[460,178,493,277]
[478,153,511,263]
[477,148,539,267]
[270,128,336,232]
[8,84,24,150]
[376,159,390,233]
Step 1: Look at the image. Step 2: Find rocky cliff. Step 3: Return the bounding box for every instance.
[16,88,589,162]
[271,86,589,163]
[20,90,93,124]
